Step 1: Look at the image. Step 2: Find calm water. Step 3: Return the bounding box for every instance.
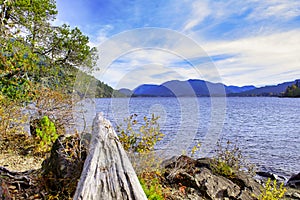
[92,97,299,176]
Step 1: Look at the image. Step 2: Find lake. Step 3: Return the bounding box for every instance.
[80,97,300,177]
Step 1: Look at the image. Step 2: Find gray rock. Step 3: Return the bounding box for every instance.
[163,155,260,200]
[292,192,300,199]
[288,173,300,189]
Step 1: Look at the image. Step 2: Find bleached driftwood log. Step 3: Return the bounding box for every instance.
[73,113,147,200]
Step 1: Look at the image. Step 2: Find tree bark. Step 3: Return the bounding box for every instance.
[73,113,147,200]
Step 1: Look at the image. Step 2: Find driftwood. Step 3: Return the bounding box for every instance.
[73,113,147,200]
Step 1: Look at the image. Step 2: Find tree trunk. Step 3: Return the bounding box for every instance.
[73,113,147,200]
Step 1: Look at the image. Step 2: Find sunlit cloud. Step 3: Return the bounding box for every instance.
[56,0,300,88]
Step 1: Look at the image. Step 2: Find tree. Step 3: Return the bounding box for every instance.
[283,83,300,97]
[0,0,98,99]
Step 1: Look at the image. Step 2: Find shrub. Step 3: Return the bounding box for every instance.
[190,141,201,158]
[116,114,167,197]
[212,160,234,178]
[254,178,286,200]
[116,114,165,175]
[32,86,74,135]
[139,171,165,200]
[116,114,164,153]
[0,94,28,137]
[213,140,255,177]
[35,116,59,153]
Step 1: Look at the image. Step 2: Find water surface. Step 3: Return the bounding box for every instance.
[94,97,300,176]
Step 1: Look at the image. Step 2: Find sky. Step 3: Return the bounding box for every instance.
[55,0,300,89]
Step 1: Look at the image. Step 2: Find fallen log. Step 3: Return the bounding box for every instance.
[73,113,147,200]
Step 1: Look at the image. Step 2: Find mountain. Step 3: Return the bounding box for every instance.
[133,84,175,97]
[226,85,256,94]
[119,79,299,97]
[117,88,133,96]
[131,79,256,97]
[232,80,298,97]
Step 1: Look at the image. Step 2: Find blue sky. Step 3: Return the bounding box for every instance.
[55,0,300,89]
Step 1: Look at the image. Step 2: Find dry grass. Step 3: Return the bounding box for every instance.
[0,153,43,172]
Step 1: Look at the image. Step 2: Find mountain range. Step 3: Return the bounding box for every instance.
[117,79,299,97]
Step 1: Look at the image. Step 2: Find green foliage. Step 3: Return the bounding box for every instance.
[140,178,164,200]
[139,172,165,200]
[190,141,201,158]
[116,114,165,176]
[283,83,300,97]
[35,116,58,153]
[116,114,164,153]
[0,0,98,100]
[213,140,255,177]
[254,178,286,200]
[212,160,234,178]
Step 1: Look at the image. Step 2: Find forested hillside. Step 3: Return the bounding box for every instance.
[0,0,114,100]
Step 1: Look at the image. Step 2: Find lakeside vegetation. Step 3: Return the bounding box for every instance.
[0,1,299,200]
[282,81,300,97]
[0,0,120,156]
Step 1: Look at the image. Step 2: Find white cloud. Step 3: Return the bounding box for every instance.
[182,1,211,32]
[96,49,194,89]
[85,0,300,89]
[247,0,300,21]
[203,30,300,86]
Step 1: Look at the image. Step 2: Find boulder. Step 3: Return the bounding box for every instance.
[162,155,261,200]
[287,173,300,189]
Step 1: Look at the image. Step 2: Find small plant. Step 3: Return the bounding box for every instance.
[190,141,201,158]
[116,114,164,153]
[213,140,255,177]
[254,178,286,200]
[139,171,165,200]
[212,160,234,178]
[116,114,165,175]
[35,116,58,153]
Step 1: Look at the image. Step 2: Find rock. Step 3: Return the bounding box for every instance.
[195,168,241,199]
[292,192,300,199]
[287,173,300,189]
[162,155,260,200]
[256,171,287,182]
[256,171,277,180]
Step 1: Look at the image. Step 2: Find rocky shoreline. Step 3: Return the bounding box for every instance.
[0,134,299,199]
[161,155,300,200]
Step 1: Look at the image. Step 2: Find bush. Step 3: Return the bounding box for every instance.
[139,171,167,200]
[32,86,74,135]
[140,177,164,200]
[0,94,28,137]
[116,114,164,153]
[35,116,59,153]
[212,160,234,178]
[213,140,255,177]
[254,178,286,200]
[116,114,167,197]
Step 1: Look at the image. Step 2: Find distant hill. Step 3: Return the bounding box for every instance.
[226,85,256,94]
[231,80,298,97]
[117,88,133,96]
[74,71,121,98]
[130,79,256,97]
[118,79,300,97]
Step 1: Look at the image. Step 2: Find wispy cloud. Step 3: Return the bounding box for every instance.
[247,0,300,21]
[204,30,300,86]
[182,1,211,32]
[56,0,300,88]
